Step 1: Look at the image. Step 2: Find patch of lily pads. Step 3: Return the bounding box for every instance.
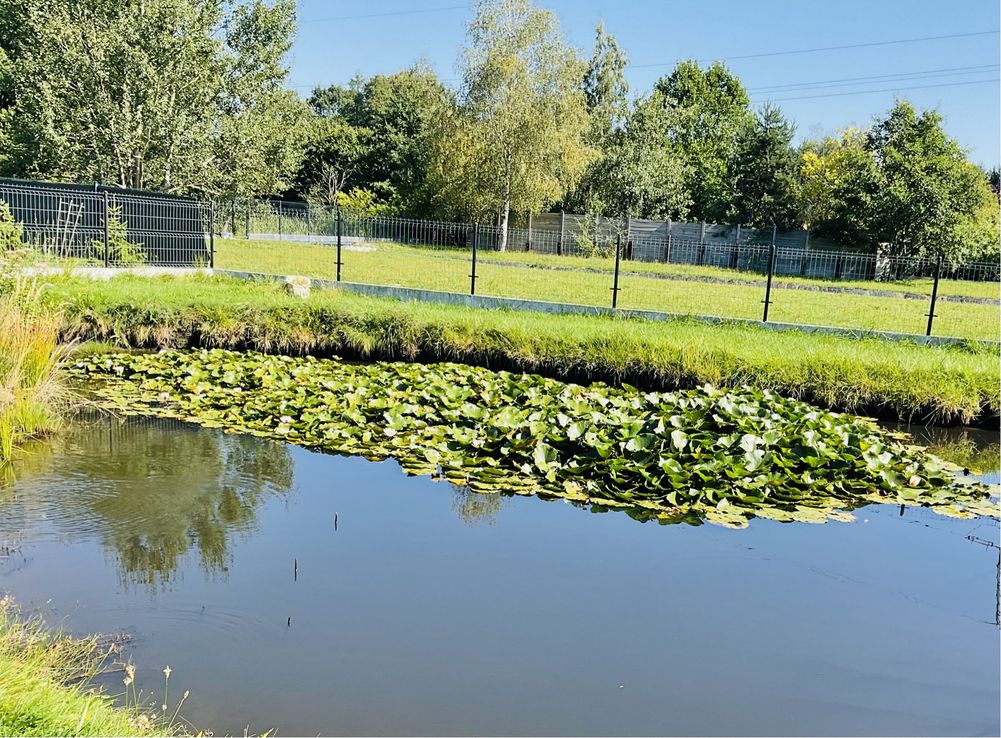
[69,349,998,528]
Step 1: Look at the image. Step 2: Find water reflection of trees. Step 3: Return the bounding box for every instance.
[450,487,505,526]
[7,415,294,590]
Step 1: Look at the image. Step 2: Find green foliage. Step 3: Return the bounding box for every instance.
[573,215,612,258]
[300,66,451,214]
[0,199,23,251]
[89,205,145,266]
[300,116,373,207]
[731,104,801,228]
[654,61,753,222]
[867,101,996,263]
[797,129,880,244]
[336,187,386,217]
[71,348,996,528]
[592,94,691,219]
[0,0,307,198]
[582,21,629,146]
[429,0,594,248]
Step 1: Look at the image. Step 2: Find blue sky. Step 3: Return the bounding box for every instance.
[288,0,1000,166]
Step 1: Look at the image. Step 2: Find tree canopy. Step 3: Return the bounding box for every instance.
[0,0,307,198]
[0,0,995,262]
[429,0,593,249]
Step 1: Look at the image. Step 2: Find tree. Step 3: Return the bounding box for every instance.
[582,21,629,145]
[298,116,373,207]
[797,129,880,246]
[432,0,593,249]
[730,104,800,228]
[655,61,752,222]
[587,94,690,220]
[298,67,452,213]
[351,66,453,213]
[867,101,996,261]
[565,20,630,214]
[988,167,1001,200]
[0,0,307,198]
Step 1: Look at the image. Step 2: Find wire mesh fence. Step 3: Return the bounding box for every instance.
[2,179,998,341]
[1,178,211,267]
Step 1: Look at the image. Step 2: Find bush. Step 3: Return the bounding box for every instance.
[336,187,387,217]
[0,200,24,251]
[90,204,145,266]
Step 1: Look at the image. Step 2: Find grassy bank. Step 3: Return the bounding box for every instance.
[0,281,69,464]
[214,238,1000,340]
[31,274,1000,425]
[0,598,171,736]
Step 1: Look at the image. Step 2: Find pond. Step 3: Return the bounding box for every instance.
[0,415,998,736]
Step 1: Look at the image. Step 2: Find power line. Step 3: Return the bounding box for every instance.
[755,77,999,103]
[628,30,1000,70]
[301,5,466,23]
[747,64,999,93]
[289,64,999,95]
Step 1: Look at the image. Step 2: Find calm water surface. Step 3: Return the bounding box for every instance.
[0,416,998,736]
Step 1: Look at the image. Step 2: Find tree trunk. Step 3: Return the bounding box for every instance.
[498,199,510,252]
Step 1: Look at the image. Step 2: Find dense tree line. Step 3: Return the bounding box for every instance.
[0,0,996,260]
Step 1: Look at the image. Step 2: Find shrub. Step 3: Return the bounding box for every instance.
[0,200,24,251]
[90,204,145,266]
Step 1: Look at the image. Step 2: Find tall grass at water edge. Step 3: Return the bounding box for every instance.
[0,279,71,464]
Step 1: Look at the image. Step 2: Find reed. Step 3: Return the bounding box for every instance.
[0,279,71,464]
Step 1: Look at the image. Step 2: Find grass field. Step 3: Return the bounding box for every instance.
[31,273,999,425]
[214,238,1000,341]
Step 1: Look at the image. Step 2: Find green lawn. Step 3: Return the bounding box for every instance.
[32,273,1000,425]
[214,238,1000,340]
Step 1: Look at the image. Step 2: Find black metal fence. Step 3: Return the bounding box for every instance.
[2,180,998,340]
[0,178,211,266]
[227,198,1000,284]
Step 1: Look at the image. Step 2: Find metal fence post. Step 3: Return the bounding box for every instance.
[209,203,215,269]
[557,210,565,256]
[470,223,479,295]
[611,235,622,308]
[336,204,343,282]
[245,203,250,239]
[762,230,777,322]
[926,255,942,336]
[102,191,110,267]
[277,201,283,240]
[526,211,532,251]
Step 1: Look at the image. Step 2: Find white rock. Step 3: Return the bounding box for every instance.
[284,275,311,299]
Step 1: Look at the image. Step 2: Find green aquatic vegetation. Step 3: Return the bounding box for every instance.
[69,349,997,528]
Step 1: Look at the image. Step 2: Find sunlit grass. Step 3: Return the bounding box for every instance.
[30,273,1000,425]
[0,597,185,736]
[214,238,1000,340]
[0,279,72,464]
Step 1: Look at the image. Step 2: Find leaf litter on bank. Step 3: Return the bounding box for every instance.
[68,349,998,528]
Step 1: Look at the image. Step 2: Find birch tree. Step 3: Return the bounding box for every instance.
[438,0,592,249]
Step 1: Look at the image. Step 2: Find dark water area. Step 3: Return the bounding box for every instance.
[0,416,998,736]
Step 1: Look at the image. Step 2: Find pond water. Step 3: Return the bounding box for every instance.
[0,416,998,737]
